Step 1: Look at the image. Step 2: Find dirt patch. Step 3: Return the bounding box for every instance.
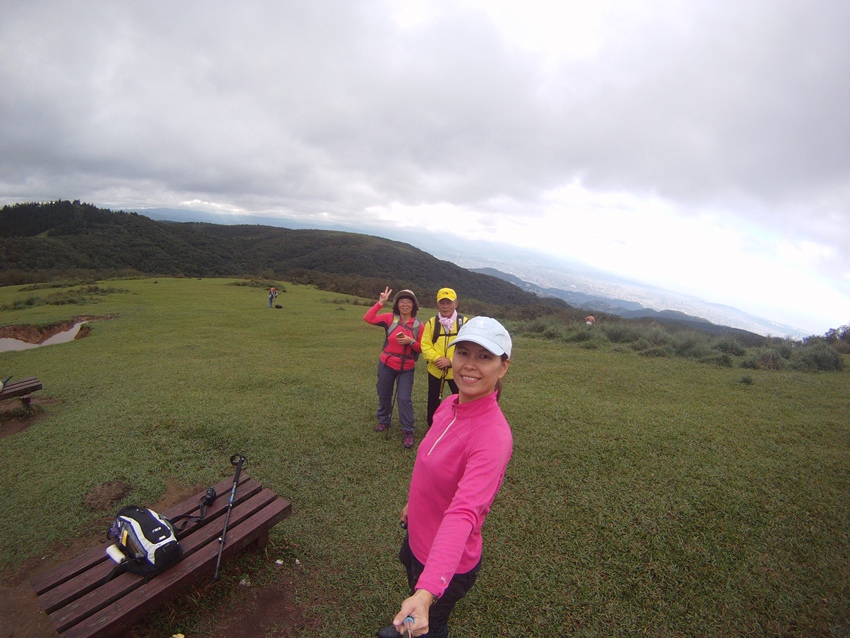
[0,397,53,439]
[0,316,109,344]
[190,577,306,638]
[0,477,308,638]
[82,481,133,511]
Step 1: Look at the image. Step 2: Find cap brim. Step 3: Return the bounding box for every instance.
[450,336,506,357]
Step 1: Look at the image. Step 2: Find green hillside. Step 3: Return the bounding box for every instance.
[0,200,568,313]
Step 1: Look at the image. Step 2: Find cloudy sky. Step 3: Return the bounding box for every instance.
[2,0,849,334]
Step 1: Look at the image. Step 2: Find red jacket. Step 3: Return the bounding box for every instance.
[364,302,423,371]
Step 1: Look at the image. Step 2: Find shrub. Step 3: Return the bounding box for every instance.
[645,326,669,346]
[790,342,845,372]
[740,349,785,371]
[602,323,642,344]
[565,329,593,343]
[670,333,712,358]
[715,338,746,356]
[630,338,651,352]
[542,326,564,340]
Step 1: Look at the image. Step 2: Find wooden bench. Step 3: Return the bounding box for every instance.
[0,376,43,408]
[31,474,292,638]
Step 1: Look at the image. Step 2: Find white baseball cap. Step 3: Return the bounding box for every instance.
[451,316,512,358]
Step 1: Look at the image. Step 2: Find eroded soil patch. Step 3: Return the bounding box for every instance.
[0,315,111,344]
[0,397,53,439]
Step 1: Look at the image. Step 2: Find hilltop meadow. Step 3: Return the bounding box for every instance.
[0,277,848,637]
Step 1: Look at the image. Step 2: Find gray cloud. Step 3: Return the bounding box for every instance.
[1,0,849,329]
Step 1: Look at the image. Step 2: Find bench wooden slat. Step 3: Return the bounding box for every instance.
[58,491,291,638]
[0,376,43,402]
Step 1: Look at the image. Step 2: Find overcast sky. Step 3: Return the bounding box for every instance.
[2,0,849,334]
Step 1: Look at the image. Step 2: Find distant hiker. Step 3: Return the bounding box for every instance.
[268,287,278,308]
[377,317,513,638]
[364,287,423,449]
[421,287,465,427]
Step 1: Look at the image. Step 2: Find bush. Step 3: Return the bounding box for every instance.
[790,342,845,372]
[645,326,669,347]
[740,349,785,371]
[715,338,746,356]
[630,338,651,352]
[602,323,642,344]
[671,333,712,359]
[565,329,594,343]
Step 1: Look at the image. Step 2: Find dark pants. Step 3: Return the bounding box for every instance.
[426,373,458,427]
[376,361,415,432]
[399,535,480,638]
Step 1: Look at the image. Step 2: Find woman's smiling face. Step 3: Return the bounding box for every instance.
[397,297,414,314]
[452,341,509,403]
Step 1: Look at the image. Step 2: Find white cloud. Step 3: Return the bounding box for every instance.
[1,0,849,333]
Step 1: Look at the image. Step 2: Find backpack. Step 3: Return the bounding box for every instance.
[382,315,422,362]
[105,505,183,580]
[432,314,465,344]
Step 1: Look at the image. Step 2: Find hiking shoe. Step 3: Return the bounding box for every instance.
[374,423,389,432]
[376,626,400,638]
[403,433,414,448]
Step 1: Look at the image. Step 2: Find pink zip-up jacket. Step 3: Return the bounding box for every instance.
[407,391,513,598]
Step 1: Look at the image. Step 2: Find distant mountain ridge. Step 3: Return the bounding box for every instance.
[137,206,815,338]
[471,267,779,337]
[1,200,803,338]
[0,200,566,312]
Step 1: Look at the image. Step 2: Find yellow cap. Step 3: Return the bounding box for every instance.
[436,288,457,301]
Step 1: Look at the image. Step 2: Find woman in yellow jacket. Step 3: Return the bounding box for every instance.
[420,288,466,427]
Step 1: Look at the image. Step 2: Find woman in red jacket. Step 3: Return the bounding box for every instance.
[364,287,424,448]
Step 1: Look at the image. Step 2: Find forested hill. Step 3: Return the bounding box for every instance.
[0,200,568,311]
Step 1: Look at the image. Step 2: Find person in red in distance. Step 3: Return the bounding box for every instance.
[377,317,513,638]
[364,287,424,448]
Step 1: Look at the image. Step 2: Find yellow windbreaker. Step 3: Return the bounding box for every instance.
[420,314,467,380]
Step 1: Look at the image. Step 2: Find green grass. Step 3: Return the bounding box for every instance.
[1,278,848,637]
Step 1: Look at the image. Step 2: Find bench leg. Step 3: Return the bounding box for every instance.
[21,395,32,409]
[253,530,270,549]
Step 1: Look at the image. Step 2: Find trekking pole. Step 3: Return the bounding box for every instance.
[437,321,451,399]
[213,453,246,580]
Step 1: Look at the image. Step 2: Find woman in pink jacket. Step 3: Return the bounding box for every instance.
[378,317,513,638]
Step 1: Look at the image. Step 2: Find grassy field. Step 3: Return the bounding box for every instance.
[0,277,848,637]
